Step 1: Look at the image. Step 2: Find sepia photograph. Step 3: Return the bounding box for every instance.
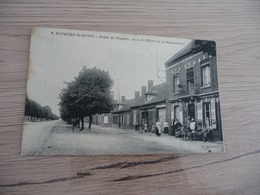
[21,27,224,155]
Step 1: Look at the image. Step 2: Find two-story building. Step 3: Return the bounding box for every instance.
[165,40,223,141]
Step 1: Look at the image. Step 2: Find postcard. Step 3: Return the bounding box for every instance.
[21,27,224,155]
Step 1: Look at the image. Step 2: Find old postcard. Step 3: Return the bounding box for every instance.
[22,27,224,155]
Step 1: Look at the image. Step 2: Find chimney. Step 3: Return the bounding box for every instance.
[141,86,147,95]
[148,80,154,90]
[121,96,126,103]
[135,91,140,99]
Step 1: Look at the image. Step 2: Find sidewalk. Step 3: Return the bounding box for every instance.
[90,124,224,153]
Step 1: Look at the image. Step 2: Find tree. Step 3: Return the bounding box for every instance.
[59,67,114,130]
[24,96,58,121]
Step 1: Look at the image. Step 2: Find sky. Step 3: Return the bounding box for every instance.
[27,28,191,115]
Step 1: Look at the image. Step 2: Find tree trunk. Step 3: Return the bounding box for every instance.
[77,118,80,128]
[88,115,92,129]
[80,116,84,131]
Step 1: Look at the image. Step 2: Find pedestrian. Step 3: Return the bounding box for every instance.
[174,119,182,138]
[190,118,196,140]
[155,120,162,136]
[184,116,191,131]
[151,123,155,133]
[144,122,148,133]
[202,124,209,142]
[139,125,144,134]
[196,121,203,141]
[171,119,176,136]
[163,120,169,134]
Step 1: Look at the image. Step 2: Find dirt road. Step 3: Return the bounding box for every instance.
[21,120,223,155]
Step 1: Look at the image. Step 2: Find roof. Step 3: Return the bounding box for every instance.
[165,40,216,68]
[113,84,167,113]
[113,99,126,105]
[130,95,146,108]
[143,84,166,106]
[113,99,136,113]
[165,40,195,67]
[131,84,167,109]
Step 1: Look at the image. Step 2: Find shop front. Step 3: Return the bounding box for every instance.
[169,94,222,141]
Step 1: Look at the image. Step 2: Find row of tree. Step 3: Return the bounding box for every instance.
[25,97,59,121]
[59,66,114,130]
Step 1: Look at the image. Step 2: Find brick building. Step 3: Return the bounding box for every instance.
[165,40,223,141]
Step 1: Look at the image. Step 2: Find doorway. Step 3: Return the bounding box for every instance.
[188,104,195,120]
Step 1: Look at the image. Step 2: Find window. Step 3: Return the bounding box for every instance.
[146,94,154,102]
[186,67,194,94]
[173,74,179,93]
[203,102,212,126]
[201,64,211,87]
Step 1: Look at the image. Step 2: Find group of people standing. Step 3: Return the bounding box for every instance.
[172,116,211,142]
[138,116,211,141]
[135,119,169,136]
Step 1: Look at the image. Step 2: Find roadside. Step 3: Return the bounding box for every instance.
[21,120,61,155]
[21,120,224,155]
[88,124,224,153]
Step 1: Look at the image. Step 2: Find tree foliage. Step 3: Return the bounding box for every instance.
[24,97,59,121]
[59,66,114,129]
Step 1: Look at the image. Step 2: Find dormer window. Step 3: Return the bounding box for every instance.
[146,94,154,102]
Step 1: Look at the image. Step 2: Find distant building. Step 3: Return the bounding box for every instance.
[165,40,222,141]
[112,80,168,131]
[92,99,121,127]
[139,83,167,131]
[112,98,136,129]
[130,90,146,130]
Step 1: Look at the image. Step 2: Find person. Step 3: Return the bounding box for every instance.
[155,120,162,136]
[171,119,175,136]
[139,124,144,134]
[174,119,183,138]
[202,124,209,142]
[163,120,169,134]
[196,121,203,141]
[190,118,196,140]
[151,123,155,133]
[72,119,77,130]
[184,116,191,131]
[144,122,148,133]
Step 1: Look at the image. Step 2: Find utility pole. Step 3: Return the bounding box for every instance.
[156,54,171,126]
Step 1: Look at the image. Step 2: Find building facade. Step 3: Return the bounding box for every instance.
[139,84,167,131]
[165,40,223,141]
